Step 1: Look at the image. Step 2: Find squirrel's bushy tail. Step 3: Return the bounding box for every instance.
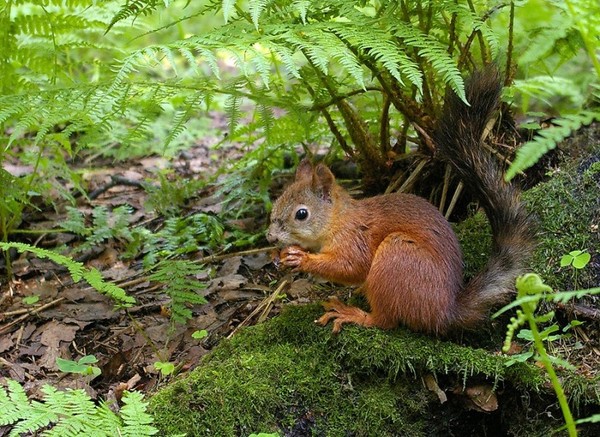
[434,67,536,329]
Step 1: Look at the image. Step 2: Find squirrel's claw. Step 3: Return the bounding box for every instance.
[316,297,374,333]
[280,245,308,268]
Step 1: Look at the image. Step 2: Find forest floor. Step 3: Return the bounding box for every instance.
[0,117,599,432]
[0,112,319,409]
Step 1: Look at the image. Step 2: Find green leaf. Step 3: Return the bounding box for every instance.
[192,330,208,339]
[22,295,40,305]
[154,361,176,376]
[222,0,236,23]
[78,355,99,365]
[506,111,600,180]
[560,254,573,267]
[572,252,591,269]
[515,273,553,296]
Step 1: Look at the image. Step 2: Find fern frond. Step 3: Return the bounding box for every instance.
[282,29,330,75]
[330,24,422,92]
[0,379,30,426]
[222,0,237,23]
[506,110,600,180]
[0,380,159,436]
[120,391,159,436]
[225,92,242,136]
[0,242,135,307]
[392,22,465,102]
[249,0,269,29]
[107,0,159,32]
[312,29,366,89]
[149,259,208,325]
[163,92,206,153]
[293,0,310,24]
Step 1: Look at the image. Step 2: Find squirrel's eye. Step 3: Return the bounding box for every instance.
[295,208,309,221]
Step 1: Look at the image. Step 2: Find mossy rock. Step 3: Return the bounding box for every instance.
[150,305,554,436]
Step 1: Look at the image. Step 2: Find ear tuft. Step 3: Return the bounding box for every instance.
[295,158,313,181]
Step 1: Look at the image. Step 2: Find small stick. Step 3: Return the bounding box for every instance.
[99,247,279,292]
[0,297,65,335]
[227,279,289,339]
[444,181,463,220]
[398,159,428,193]
[439,163,452,213]
[387,159,427,194]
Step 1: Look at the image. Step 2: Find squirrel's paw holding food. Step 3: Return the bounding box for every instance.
[315,297,374,333]
[280,245,308,269]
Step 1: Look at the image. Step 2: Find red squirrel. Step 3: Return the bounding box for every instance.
[267,69,534,335]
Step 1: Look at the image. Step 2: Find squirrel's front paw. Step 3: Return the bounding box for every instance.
[280,245,308,268]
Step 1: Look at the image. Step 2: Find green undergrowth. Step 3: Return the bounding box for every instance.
[149,305,558,436]
[524,135,600,291]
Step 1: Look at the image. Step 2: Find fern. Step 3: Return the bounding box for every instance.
[506,110,600,180]
[0,242,135,308]
[0,379,160,437]
[149,260,208,325]
[3,0,597,240]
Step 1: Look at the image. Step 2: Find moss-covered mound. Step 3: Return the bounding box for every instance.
[150,304,562,436]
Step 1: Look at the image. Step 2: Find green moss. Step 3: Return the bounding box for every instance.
[522,142,600,291]
[150,305,552,436]
[454,212,492,279]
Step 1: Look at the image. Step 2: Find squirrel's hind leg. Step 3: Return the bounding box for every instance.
[315,296,376,333]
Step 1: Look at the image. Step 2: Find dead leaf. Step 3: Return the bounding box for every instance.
[206,274,247,295]
[453,384,498,412]
[88,247,119,270]
[242,252,271,270]
[39,321,79,348]
[218,257,242,276]
[287,279,313,299]
[42,302,118,322]
[220,289,263,302]
[423,374,447,403]
[0,335,14,353]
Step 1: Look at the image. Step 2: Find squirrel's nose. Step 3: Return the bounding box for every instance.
[266,230,278,244]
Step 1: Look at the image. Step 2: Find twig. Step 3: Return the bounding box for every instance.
[444,181,464,220]
[387,159,428,194]
[439,163,452,213]
[574,326,600,357]
[412,122,436,154]
[107,247,278,292]
[227,278,289,339]
[0,297,65,335]
[309,87,383,111]
[0,285,13,308]
[192,246,275,266]
[88,175,146,200]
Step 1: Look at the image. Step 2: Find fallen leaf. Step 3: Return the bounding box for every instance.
[218,257,242,276]
[242,252,271,270]
[287,279,313,299]
[453,384,498,412]
[423,374,447,403]
[39,321,79,348]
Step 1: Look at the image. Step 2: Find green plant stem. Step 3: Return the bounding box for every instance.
[523,304,577,436]
[9,228,69,235]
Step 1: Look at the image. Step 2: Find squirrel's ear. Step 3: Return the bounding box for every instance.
[313,163,335,201]
[295,158,313,182]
